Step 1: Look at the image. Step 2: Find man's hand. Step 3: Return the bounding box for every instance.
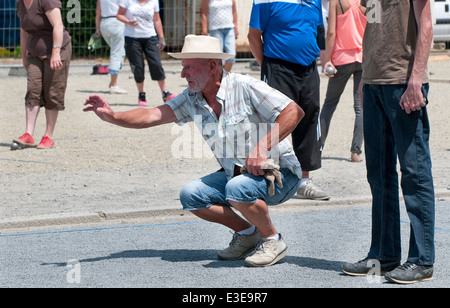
[241,159,283,196]
[83,95,115,123]
[400,83,427,114]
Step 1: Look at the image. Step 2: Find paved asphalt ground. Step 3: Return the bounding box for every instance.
[1,200,449,291]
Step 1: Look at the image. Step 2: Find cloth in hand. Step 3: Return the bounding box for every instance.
[240,159,283,196]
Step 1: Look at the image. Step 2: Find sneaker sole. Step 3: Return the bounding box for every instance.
[342,269,392,277]
[385,276,433,284]
[296,195,331,201]
[244,248,288,267]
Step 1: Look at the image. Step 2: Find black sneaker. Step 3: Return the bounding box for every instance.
[385,261,433,284]
[162,90,176,102]
[342,257,400,276]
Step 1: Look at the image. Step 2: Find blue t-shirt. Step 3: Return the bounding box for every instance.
[249,0,323,66]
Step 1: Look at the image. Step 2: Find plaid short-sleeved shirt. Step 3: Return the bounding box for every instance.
[167,71,302,180]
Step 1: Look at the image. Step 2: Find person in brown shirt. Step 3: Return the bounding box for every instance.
[341,0,435,284]
[14,0,71,149]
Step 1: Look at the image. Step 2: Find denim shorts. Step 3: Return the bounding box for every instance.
[179,168,301,211]
[209,28,236,64]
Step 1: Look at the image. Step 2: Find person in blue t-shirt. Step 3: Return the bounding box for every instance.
[248,0,329,200]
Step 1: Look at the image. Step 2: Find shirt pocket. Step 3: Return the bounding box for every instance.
[223,113,253,159]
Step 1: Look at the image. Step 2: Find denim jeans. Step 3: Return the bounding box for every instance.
[363,83,435,266]
[100,18,125,74]
[209,28,236,64]
[320,62,363,154]
[179,168,301,211]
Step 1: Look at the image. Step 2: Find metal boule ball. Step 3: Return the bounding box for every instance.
[326,66,336,75]
[10,142,20,150]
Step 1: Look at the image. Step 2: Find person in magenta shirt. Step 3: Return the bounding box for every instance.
[319,0,366,163]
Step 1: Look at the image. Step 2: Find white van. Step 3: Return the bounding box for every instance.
[433,0,450,46]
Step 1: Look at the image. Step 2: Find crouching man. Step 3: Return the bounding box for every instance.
[84,35,304,267]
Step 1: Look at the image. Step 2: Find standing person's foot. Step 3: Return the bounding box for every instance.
[109,85,127,94]
[162,90,176,102]
[138,92,148,106]
[385,262,434,284]
[351,152,363,162]
[244,234,288,267]
[296,179,330,200]
[342,257,400,276]
[36,136,54,149]
[217,230,260,260]
[13,133,35,147]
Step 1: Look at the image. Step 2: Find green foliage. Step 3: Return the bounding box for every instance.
[61,0,109,58]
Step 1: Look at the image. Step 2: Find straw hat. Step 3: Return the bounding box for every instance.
[168,35,233,60]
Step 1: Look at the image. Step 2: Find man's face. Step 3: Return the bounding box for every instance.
[181,59,210,93]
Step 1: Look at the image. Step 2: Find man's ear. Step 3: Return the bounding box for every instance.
[208,59,218,71]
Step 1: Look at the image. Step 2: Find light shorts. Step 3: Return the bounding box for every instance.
[209,27,236,64]
[179,168,301,211]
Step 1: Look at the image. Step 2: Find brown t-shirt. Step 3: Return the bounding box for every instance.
[360,0,428,84]
[17,0,71,57]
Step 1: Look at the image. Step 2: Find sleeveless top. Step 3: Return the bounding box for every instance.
[331,0,366,66]
[208,0,235,31]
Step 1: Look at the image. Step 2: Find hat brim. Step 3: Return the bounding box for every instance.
[168,52,233,60]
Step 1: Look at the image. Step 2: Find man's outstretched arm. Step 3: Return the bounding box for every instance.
[83,95,178,129]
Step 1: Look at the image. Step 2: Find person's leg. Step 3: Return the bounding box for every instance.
[224,170,300,266]
[125,37,146,103]
[180,171,258,260]
[180,171,251,231]
[17,54,44,143]
[382,85,435,266]
[320,63,353,150]
[341,84,402,277]
[37,43,70,149]
[222,28,236,72]
[350,63,364,158]
[143,36,166,92]
[229,199,277,238]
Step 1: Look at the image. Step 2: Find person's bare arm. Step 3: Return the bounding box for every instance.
[201,0,209,35]
[45,8,64,70]
[20,29,28,70]
[95,0,102,38]
[324,0,338,76]
[248,27,264,66]
[400,0,433,114]
[83,95,178,129]
[232,0,239,38]
[246,102,304,176]
[117,6,138,27]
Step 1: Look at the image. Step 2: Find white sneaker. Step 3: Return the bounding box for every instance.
[217,230,260,260]
[244,234,288,267]
[296,179,330,200]
[109,86,127,94]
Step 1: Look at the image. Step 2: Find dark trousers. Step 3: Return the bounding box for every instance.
[125,36,165,83]
[261,57,322,172]
[320,62,363,154]
[363,83,435,265]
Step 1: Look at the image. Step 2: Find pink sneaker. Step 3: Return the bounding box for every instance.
[138,92,148,106]
[13,133,34,147]
[37,136,54,149]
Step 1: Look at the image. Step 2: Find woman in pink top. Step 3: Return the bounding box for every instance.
[319,0,366,162]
